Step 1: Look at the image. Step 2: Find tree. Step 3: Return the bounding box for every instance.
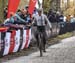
[0,0,4,23]
[0,0,7,23]
[43,0,51,13]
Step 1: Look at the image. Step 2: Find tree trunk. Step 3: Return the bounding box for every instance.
[0,0,7,23]
[43,0,51,13]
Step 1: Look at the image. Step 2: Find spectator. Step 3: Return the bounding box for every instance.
[19,9,31,24]
[59,14,64,22]
[4,12,25,24]
[4,7,8,19]
[4,12,15,24]
[19,9,27,19]
[63,16,67,22]
[66,15,71,23]
[47,9,53,17]
[70,15,75,23]
[48,12,56,23]
[17,9,21,15]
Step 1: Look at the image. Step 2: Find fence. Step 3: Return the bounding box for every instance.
[0,27,31,57]
[0,22,75,57]
[59,22,75,35]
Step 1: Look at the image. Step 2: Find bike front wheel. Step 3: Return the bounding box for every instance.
[38,34,43,57]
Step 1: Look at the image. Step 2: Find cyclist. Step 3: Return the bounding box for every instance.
[33,8,52,52]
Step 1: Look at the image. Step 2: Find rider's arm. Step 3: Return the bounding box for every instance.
[44,15,52,29]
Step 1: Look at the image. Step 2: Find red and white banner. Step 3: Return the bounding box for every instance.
[3,32,11,56]
[0,29,31,56]
[21,30,26,49]
[9,30,16,53]
[13,30,20,52]
[25,29,31,48]
[0,29,7,56]
[21,29,31,49]
[7,0,20,18]
[28,0,37,15]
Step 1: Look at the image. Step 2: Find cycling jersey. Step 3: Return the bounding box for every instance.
[33,14,52,28]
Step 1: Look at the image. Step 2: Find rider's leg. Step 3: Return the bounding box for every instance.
[42,28,46,52]
[35,31,39,47]
[36,26,42,47]
[43,33,46,52]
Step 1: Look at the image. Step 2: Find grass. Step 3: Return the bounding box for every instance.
[57,32,73,39]
[48,32,73,44]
